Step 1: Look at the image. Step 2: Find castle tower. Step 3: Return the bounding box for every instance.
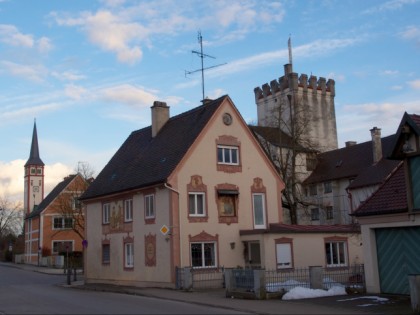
[254,64,338,152]
[24,121,44,214]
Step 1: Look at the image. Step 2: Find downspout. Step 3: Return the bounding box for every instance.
[164,182,182,267]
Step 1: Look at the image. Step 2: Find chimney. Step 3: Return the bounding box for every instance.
[345,141,357,147]
[370,127,382,163]
[151,101,169,137]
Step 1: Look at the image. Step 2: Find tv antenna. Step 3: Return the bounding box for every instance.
[185,31,226,102]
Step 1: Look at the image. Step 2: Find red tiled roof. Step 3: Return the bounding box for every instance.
[352,163,407,217]
[240,223,360,235]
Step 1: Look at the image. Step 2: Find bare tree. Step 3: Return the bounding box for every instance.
[252,94,319,224]
[54,163,94,241]
[0,195,24,239]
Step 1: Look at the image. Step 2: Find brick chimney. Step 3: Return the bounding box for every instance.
[370,127,382,163]
[151,101,169,138]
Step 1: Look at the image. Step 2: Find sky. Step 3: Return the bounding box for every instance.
[0,0,419,205]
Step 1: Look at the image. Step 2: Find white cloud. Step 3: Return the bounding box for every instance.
[408,79,420,89]
[0,24,34,47]
[64,84,88,100]
[381,70,399,75]
[37,36,53,53]
[100,84,158,107]
[0,60,48,83]
[0,103,62,122]
[337,99,420,146]
[391,85,403,90]
[51,70,86,81]
[363,0,419,14]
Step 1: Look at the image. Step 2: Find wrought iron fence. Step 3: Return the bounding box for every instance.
[176,264,365,294]
[265,267,310,293]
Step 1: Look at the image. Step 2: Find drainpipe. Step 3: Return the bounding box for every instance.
[164,182,182,267]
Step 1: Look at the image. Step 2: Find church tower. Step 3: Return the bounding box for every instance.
[24,121,44,214]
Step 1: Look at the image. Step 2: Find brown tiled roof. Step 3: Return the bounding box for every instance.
[304,134,399,187]
[248,126,312,152]
[81,96,228,200]
[352,163,407,217]
[240,223,359,235]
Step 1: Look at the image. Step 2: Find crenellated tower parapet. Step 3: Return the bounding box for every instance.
[254,64,338,152]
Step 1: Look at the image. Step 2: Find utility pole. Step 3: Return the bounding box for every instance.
[185,31,226,102]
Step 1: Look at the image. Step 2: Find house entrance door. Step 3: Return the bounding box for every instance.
[245,241,261,269]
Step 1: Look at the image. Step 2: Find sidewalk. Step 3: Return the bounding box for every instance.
[2,262,414,315]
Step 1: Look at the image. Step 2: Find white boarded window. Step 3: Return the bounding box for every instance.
[276,243,292,269]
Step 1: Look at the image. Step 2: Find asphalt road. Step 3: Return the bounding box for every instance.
[0,264,247,314]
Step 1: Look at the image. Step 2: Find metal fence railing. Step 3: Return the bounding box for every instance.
[265,267,310,292]
[176,264,365,296]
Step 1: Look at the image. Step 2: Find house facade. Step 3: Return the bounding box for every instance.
[81,96,285,287]
[24,122,88,264]
[303,128,401,226]
[353,113,420,295]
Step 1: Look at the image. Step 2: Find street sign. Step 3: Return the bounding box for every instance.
[160,225,169,236]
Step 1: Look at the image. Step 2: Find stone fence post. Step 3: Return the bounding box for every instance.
[309,266,323,289]
[253,269,266,300]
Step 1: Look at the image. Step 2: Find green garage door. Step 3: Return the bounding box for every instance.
[376,227,420,294]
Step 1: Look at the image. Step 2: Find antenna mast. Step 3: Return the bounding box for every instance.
[185,31,226,102]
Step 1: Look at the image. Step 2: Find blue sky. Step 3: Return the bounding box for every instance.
[1,0,419,204]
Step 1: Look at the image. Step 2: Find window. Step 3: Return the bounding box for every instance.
[103,203,110,224]
[324,181,332,193]
[252,193,266,228]
[145,194,155,218]
[190,242,216,268]
[124,243,134,268]
[306,154,317,171]
[72,197,81,210]
[102,244,110,264]
[52,241,73,254]
[37,168,42,175]
[53,217,73,229]
[309,184,317,196]
[326,206,334,220]
[217,145,239,165]
[325,241,348,267]
[311,208,319,221]
[31,168,35,174]
[189,192,205,216]
[124,199,133,222]
[276,243,292,269]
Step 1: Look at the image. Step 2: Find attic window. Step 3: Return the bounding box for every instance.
[335,160,343,167]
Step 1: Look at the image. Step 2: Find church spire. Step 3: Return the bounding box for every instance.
[25,120,44,167]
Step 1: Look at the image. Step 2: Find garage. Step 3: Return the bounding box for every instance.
[376,226,420,294]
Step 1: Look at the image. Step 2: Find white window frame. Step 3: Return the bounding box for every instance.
[52,217,73,230]
[103,203,110,224]
[325,241,348,267]
[188,192,206,217]
[190,242,217,268]
[124,199,133,222]
[252,193,266,229]
[145,194,155,219]
[217,145,239,165]
[276,243,292,269]
[124,242,134,268]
